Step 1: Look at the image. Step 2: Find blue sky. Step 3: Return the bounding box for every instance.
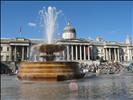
[1,1,133,42]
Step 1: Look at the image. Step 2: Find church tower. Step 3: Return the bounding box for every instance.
[125,35,132,44]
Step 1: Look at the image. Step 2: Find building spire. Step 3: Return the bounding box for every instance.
[67,21,72,26]
[125,34,132,44]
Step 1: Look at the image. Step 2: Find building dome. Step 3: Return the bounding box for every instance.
[62,22,76,39]
[96,36,104,42]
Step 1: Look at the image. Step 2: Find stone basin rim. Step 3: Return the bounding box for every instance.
[20,61,79,64]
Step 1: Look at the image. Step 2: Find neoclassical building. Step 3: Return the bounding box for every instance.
[57,22,133,62]
[1,22,133,63]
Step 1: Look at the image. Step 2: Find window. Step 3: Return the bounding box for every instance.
[132,50,133,54]
[1,55,3,61]
[0,47,3,51]
[7,47,10,51]
[101,49,103,53]
[6,56,9,61]
[126,56,128,61]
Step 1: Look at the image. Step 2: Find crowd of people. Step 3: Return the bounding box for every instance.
[126,62,133,72]
[79,62,124,75]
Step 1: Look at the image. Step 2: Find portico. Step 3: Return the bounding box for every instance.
[10,38,31,61]
[59,41,91,61]
[104,46,120,62]
[66,45,90,61]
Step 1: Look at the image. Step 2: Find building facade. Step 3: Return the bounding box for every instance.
[1,23,133,63]
[57,22,133,62]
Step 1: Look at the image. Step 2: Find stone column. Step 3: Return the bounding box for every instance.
[104,48,106,60]
[62,50,65,60]
[106,48,108,61]
[128,47,131,61]
[109,48,111,61]
[105,48,107,60]
[80,45,82,60]
[35,55,37,61]
[103,48,105,60]
[22,46,24,61]
[88,46,90,60]
[71,45,74,60]
[127,46,130,61]
[114,48,117,61]
[129,48,132,61]
[27,47,29,60]
[14,46,17,61]
[117,48,120,61]
[84,46,86,60]
[67,45,70,61]
[76,45,78,60]
[10,47,13,61]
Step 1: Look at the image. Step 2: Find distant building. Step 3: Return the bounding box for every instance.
[57,23,133,62]
[1,23,133,63]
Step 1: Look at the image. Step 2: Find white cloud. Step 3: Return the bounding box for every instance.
[28,22,36,27]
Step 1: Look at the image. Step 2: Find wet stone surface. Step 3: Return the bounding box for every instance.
[1,72,133,100]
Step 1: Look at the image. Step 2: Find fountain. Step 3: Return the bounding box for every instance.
[17,6,85,81]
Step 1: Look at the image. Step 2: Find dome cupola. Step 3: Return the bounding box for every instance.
[62,22,76,39]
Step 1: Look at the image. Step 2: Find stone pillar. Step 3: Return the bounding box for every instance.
[109,48,111,61]
[104,48,106,60]
[128,47,131,61]
[76,45,78,60]
[105,48,107,60]
[10,47,13,61]
[88,46,90,60]
[106,48,108,61]
[62,50,65,60]
[84,46,86,60]
[80,45,82,60]
[103,48,106,60]
[27,47,29,60]
[14,46,17,61]
[114,48,117,61]
[129,48,132,61]
[67,45,70,61]
[71,45,74,60]
[127,46,130,61]
[22,46,24,61]
[35,55,37,61]
[117,48,120,61]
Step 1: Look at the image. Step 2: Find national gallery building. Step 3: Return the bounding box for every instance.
[1,23,133,63]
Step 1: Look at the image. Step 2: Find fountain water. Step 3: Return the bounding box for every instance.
[17,6,85,81]
[39,6,61,44]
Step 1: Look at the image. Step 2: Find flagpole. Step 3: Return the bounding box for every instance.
[20,27,22,38]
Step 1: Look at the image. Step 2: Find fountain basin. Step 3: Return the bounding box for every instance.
[17,61,85,81]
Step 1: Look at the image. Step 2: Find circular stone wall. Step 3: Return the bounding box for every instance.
[17,61,84,81]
